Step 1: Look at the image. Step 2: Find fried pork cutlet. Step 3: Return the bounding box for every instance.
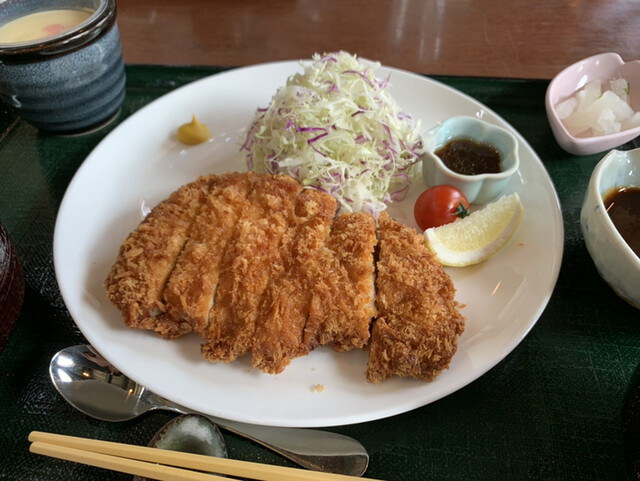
[252,188,338,374]
[104,175,213,334]
[201,174,303,363]
[107,170,466,382]
[304,211,377,351]
[161,172,256,338]
[366,211,465,383]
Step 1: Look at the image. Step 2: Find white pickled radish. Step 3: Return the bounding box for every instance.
[622,112,640,130]
[610,78,630,101]
[555,77,638,137]
[575,80,602,111]
[594,105,619,136]
[556,97,578,119]
[563,110,593,136]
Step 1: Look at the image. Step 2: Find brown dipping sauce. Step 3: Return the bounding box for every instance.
[435,138,502,176]
[603,186,640,257]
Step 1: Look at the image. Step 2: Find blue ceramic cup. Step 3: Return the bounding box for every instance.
[0,0,126,133]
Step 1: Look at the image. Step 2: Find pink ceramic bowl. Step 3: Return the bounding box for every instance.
[545,52,640,156]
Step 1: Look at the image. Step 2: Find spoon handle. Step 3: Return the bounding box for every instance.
[162,402,369,476]
[207,416,369,476]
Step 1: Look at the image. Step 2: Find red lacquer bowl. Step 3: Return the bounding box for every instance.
[0,221,24,350]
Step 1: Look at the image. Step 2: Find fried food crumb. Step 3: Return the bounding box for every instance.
[311,384,325,393]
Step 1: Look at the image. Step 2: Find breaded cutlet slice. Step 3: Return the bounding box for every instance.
[366,211,465,384]
[252,188,338,374]
[104,175,214,334]
[303,211,377,352]
[161,172,256,338]
[326,211,377,350]
[201,174,303,363]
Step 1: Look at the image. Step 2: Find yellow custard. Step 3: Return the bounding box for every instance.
[0,9,93,44]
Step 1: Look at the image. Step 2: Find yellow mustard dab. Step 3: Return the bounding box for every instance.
[177,115,210,145]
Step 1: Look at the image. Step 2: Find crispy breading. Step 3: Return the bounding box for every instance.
[104,175,214,335]
[201,174,303,363]
[366,211,465,383]
[161,172,256,338]
[327,211,377,350]
[106,171,466,382]
[252,188,338,374]
[303,211,377,352]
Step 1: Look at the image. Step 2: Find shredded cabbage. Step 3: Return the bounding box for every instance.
[241,51,424,216]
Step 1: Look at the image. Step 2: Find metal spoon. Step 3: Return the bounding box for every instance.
[49,345,369,476]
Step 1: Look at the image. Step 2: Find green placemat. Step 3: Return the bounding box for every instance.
[0,65,638,481]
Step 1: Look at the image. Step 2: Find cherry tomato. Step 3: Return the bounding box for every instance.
[414,185,470,230]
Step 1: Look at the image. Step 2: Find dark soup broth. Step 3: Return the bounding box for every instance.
[603,186,640,257]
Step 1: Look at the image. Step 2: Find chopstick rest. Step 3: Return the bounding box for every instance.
[28,431,386,481]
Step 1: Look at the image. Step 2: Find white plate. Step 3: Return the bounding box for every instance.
[54,61,563,427]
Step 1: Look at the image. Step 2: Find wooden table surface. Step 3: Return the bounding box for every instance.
[116,0,639,80]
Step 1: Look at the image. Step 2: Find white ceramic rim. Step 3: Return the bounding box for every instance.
[53,59,564,427]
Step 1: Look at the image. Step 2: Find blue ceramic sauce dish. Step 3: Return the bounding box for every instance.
[0,0,126,134]
[422,116,520,204]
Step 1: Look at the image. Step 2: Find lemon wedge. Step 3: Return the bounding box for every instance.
[424,192,524,267]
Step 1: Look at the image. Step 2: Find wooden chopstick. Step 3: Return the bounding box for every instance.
[30,440,227,481]
[28,431,386,481]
